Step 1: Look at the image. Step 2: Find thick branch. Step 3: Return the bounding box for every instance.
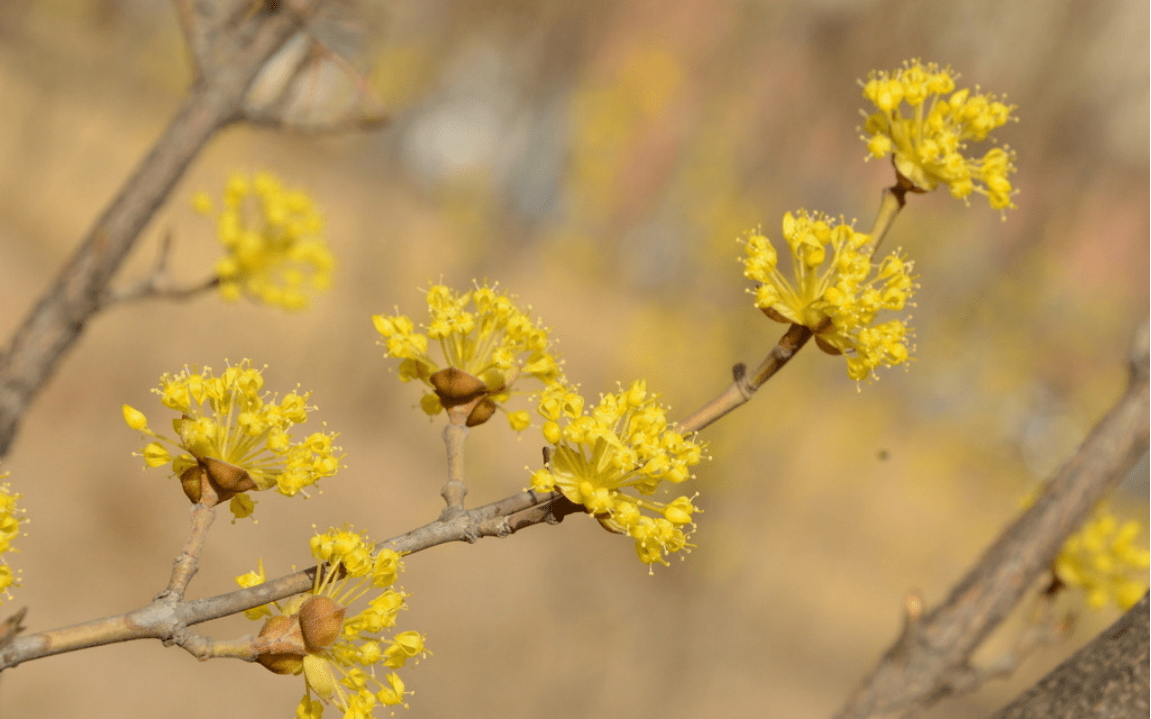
[987,592,1149,719]
[834,323,1150,718]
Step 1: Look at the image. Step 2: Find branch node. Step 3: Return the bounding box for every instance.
[0,608,27,651]
[460,522,482,544]
[893,589,925,657]
[163,625,190,650]
[731,362,746,382]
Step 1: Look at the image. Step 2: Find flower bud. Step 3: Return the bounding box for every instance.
[298,595,346,652]
[477,367,509,393]
[201,456,259,494]
[507,410,531,432]
[256,614,305,675]
[179,465,204,503]
[429,367,488,407]
[663,496,696,525]
[465,397,497,427]
[122,405,148,431]
[419,392,444,416]
[141,442,171,467]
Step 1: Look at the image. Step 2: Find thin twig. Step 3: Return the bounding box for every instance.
[162,498,219,601]
[245,109,389,135]
[97,231,221,308]
[678,323,813,433]
[0,484,559,669]
[440,407,471,516]
[102,276,220,307]
[864,183,907,257]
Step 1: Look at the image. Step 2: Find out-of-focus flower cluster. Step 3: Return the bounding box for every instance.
[373,284,561,429]
[192,171,334,310]
[1055,505,1150,611]
[860,59,1017,211]
[0,473,22,601]
[123,359,341,520]
[742,211,917,380]
[568,44,683,223]
[530,380,704,568]
[238,526,426,718]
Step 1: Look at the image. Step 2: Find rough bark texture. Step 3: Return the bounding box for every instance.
[988,592,1149,719]
[834,323,1150,719]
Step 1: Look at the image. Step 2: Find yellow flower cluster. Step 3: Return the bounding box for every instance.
[0,475,22,600]
[192,171,334,310]
[742,211,916,380]
[373,284,562,429]
[238,526,426,718]
[123,359,342,519]
[530,381,704,567]
[860,60,1017,211]
[1055,505,1150,611]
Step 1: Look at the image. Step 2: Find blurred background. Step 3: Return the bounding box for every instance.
[0,0,1146,717]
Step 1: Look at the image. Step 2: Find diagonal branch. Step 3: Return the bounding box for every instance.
[679,322,813,432]
[833,322,1150,719]
[0,1,322,458]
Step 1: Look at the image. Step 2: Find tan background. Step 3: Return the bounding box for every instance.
[0,0,1147,717]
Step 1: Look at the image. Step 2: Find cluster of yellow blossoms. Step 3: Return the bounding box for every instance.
[122,359,342,520]
[860,59,1017,210]
[192,171,334,311]
[238,526,426,718]
[1055,505,1150,611]
[742,211,916,380]
[0,474,22,601]
[373,284,561,429]
[530,381,704,567]
[109,62,1145,719]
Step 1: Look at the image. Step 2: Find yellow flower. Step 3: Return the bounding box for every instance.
[860,59,1018,211]
[373,283,562,429]
[123,359,342,519]
[531,380,704,568]
[0,473,23,602]
[236,559,272,620]
[1055,504,1150,611]
[741,212,917,380]
[240,527,426,717]
[196,171,334,310]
